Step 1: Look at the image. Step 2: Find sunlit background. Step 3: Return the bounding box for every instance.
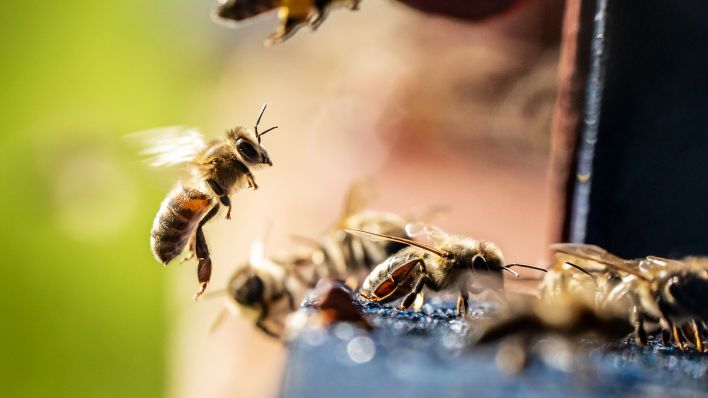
[0,0,562,397]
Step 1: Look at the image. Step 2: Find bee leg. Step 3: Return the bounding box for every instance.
[691,320,703,352]
[193,204,220,300]
[631,307,648,346]
[456,286,470,316]
[220,196,232,220]
[181,234,197,263]
[207,179,232,220]
[286,290,296,311]
[671,323,686,351]
[247,172,258,190]
[266,15,304,46]
[256,304,280,338]
[399,274,427,311]
[661,328,672,345]
[309,9,328,30]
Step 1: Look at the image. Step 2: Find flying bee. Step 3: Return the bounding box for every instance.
[549,244,708,352]
[348,224,543,315]
[146,104,277,299]
[212,0,361,46]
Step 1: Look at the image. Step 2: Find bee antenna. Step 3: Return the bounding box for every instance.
[254,103,268,144]
[505,263,548,273]
[501,266,520,278]
[257,125,278,144]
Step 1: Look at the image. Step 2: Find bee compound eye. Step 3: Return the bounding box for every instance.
[236,139,260,163]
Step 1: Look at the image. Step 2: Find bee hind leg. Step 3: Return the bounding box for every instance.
[671,323,686,351]
[691,320,703,352]
[193,204,220,300]
[256,304,280,338]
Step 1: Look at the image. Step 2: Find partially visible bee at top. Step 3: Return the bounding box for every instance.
[144,104,277,299]
[348,224,544,316]
[212,0,361,46]
[546,244,708,352]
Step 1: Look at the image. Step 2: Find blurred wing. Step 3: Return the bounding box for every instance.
[550,243,646,279]
[338,178,377,227]
[405,222,446,243]
[127,126,206,167]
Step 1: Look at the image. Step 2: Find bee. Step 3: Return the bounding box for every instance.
[212,0,361,45]
[468,292,633,374]
[547,244,708,352]
[297,180,414,285]
[147,104,277,299]
[470,292,633,345]
[348,224,543,315]
[212,233,306,338]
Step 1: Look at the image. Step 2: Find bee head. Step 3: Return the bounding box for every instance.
[228,268,265,306]
[227,104,276,167]
[662,272,708,320]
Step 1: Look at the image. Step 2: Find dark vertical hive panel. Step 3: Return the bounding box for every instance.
[583,1,708,258]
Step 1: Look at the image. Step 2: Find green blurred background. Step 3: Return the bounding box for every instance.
[0,1,226,396]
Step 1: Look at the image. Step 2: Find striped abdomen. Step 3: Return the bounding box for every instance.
[151,184,215,264]
[213,0,280,22]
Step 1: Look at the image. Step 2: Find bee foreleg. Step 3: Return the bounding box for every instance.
[246,172,258,190]
[456,286,470,316]
[631,306,648,346]
[207,179,232,219]
[399,274,426,311]
[194,205,220,300]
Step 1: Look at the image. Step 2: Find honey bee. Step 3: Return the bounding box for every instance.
[470,292,633,345]
[212,233,307,338]
[547,244,708,352]
[348,224,544,315]
[468,292,633,374]
[212,0,361,45]
[147,104,277,299]
[297,180,415,284]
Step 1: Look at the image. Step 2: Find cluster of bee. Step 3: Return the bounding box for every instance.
[142,105,707,353]
[471,244,708,356]
[208,180,420,337]
[212,0,361,45]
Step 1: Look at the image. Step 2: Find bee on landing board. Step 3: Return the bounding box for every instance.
[545,244,708,352]
[212,0,361,45]
[143,104,277,299]
[293,179,417,286]
[348,224,544,315]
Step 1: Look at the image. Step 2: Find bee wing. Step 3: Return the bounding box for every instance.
[550,243,648,280]
[405,222,447,243]
[126,126,206,167]
[337,178,377,227]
